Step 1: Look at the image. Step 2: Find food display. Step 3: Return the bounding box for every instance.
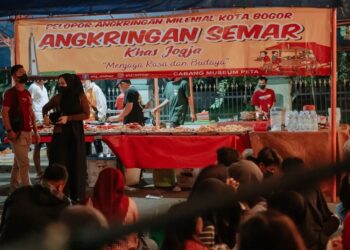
[38,123,251,135]
[36,124,53,134]
[240,111,256,121]
[197,124,251,134]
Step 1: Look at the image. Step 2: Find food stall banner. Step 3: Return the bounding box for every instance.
[15,8,331,79]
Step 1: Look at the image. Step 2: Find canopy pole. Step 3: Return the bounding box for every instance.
[331,8,337,202]
[10,38,15,66]
[189,77,195,119]
[154,78,160,128]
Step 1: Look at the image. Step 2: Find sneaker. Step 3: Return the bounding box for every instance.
[172,186,182,192]
[35,171,44,179]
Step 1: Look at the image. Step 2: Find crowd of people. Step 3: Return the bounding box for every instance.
[0,142,347,250]
[0,64,348,250]
[170,145,343,250]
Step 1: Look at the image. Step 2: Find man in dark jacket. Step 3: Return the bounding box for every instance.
[0,164,70,246]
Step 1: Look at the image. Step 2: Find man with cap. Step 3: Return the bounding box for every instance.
[108,79,144,125]
[81,74,107,122]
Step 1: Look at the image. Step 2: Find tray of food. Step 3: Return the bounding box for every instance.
[38,127,53,135]
[122,130,147,135]
[240,111,256,121]
[146,131,172,135]
[99,130,123,135]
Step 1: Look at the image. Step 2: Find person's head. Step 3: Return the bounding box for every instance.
[37,79,46,86]
[216,147,240,167]
[59,205,108,250]
[272,51,279,56]
[42,163,68,193]
[239,211,306,250]
[58,73,84,96]
[60,205,108,231]
[11,64,28,84]
[257,147,282,177]
[162,203,204,250]
[117,79,131,93]
[92,167,128,224]
[260,51,267,57]
[189,178,241,248]
[167,77,182,84]
[228,160,263,187]
[189,164,228,198]
[268,191,306,226]
[258,76,268,90]
[281,157,306,174]
[81,74,92,89]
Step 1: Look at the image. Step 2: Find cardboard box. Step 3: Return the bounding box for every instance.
[153,169,176,187]
[87,157,116,187]
[175,168,200,188]
[125,168,141,186]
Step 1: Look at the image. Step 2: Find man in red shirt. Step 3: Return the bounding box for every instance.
[2,64,40,191]
[252,76,276,115]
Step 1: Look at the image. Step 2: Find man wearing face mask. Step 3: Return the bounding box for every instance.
[81,74,107,122]
[2,64,40,192]
[252,76,276,116]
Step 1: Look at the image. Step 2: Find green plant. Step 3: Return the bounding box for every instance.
[210,79,229,109]
[338,51,350,80]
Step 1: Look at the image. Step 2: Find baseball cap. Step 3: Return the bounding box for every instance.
[117,79,131,86]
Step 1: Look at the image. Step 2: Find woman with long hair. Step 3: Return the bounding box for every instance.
[189,178,241,250]
[43,73,90,203]
[161,203,208,250]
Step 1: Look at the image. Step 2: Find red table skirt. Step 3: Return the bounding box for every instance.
[5,135,95,143]
[38,135,95,143]
[102,134,250,169]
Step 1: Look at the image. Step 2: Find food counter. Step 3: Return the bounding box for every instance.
[37,123,252,169]
[37,122,349,169]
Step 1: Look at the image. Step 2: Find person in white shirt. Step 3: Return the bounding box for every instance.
[81,74,107,156]
[28,79,49,177]
[81,74,107,122]
[29,79,49,123]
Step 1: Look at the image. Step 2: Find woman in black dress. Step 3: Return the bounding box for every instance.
[43,73,90,203]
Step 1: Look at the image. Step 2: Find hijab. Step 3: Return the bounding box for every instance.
[228,159,263,186]
[189,164,227,199]
[92,168,129,224]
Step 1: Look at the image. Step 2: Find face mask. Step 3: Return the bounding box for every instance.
[259,84,266,90]
[57,86,68,94]
[18,74,28,84]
